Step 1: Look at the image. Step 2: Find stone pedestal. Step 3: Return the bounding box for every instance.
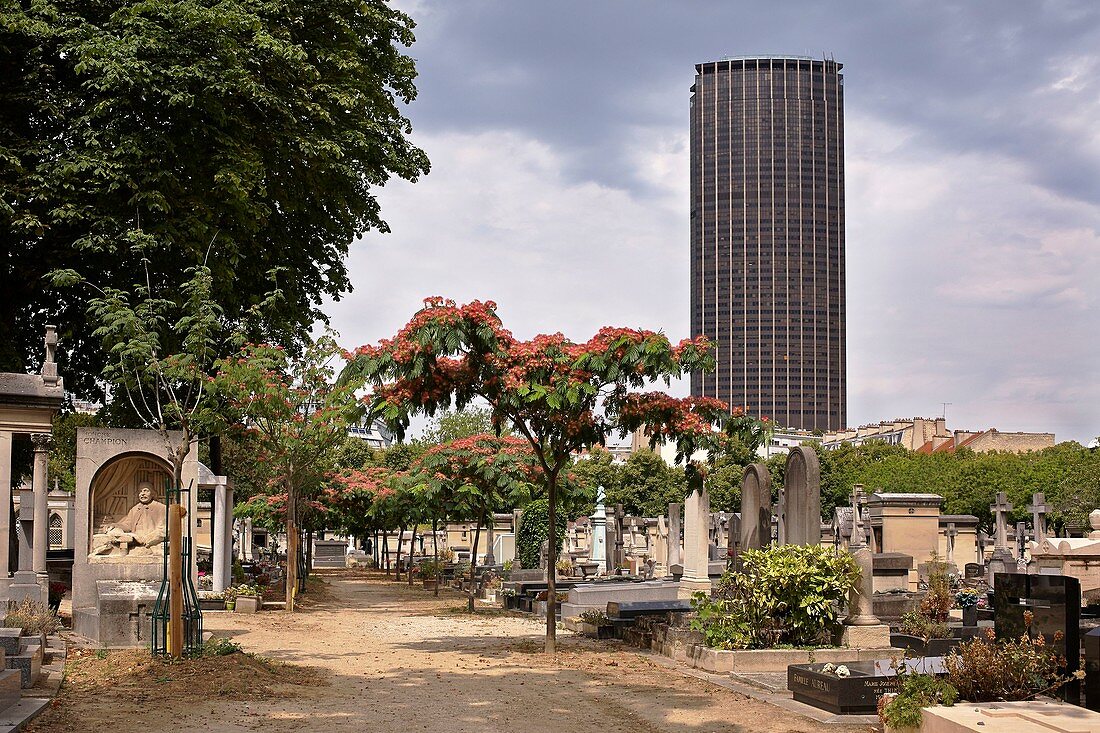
[6,570,47,607]
[840,624,891,649]
[74,579,159,647]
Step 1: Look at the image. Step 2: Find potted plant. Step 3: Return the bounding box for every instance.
[955,589,981,627]
[224,587,237,611]
[232,584,262,613]
[420,560,441,590]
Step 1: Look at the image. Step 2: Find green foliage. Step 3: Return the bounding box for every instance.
[2,0,429,397]
[879,674,958,729]
[48,411,104,493]
[516,498,566,570]
[899,611,952,640]
[199,637,243,657]
[691,544,858,649]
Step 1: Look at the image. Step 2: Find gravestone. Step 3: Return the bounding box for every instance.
[945,522,957,565]
[781,446,821,546]
[589,486,607,568]
[677,472,712,600]
[667,502,682,570]
[740,463,771,552]
[993,573,1080,702]
[72,428,199,646]
[842,488,888,648]
[964,562,983,579]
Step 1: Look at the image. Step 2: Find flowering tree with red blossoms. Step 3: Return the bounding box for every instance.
[343,298,728,652]
[328,466,413,577]
[411,433,544,607]
[215,333,364,611]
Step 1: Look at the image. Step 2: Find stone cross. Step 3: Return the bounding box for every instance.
[41,325,59,386]
[1028,492,1050,543]
[849,488,865,550]
[991,491,1013,549]
[945,522,957,564]
[1015,522,1027,558]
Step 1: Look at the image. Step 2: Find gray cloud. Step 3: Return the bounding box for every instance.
[333,1,1100,443]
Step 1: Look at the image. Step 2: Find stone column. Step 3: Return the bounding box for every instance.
[485,515,496,566]
[0,430,11,579]
[677,483,712,599]
[842,489,888,647]
[213,483,234,592]
[31,434,51,576]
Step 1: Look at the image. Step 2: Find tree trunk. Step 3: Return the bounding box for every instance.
[545,468,559,653]
[432,515,440,597]
[382,532,390,576]
[394,523,406,581]
[285,478,298,612]
[468,505,486,613]
[407,524,418,586]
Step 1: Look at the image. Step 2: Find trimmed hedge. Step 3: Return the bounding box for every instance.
[516,498,566,570]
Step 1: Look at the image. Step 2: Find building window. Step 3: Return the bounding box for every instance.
[48,513,63,548]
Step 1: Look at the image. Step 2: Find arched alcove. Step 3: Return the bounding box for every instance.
[87,452,171,552]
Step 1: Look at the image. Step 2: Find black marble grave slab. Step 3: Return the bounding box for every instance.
[787,657,945,715]
[993,573,1080,703]
[605,600,692,619]
[1086,626,1100,712]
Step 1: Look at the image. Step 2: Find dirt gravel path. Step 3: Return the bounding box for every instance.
[36,571,873,732]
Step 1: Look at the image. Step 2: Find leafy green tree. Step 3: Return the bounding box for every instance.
[611,449,686,517]
[516,498,566,572]
[1,0,429,397]
[568,447,621,516]
[421,408,504,445]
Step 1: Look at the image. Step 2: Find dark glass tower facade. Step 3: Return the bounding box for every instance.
[690,56,846,432]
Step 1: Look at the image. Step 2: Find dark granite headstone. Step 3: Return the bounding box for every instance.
[964,562,982,579]
[788,657,946,715]
[606,599,692,619]
[1086,627,1100,712]
[993,573,1080,702]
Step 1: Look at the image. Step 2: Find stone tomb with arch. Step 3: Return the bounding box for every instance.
[73,428,199,646]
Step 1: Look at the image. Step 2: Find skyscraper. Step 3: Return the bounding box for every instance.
[690,56,846,432]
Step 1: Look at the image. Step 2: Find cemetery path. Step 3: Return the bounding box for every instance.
[35,571,873,733]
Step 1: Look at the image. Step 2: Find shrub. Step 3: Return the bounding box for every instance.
[515,498,566,571]
[691,544,859,649]
[4,598,61,635]
[919,554,952,622]
[419,559,442,579]
[944,618,1073,702]
[200,637,242,656]
[879,673,958,729]
[579,610,610,627]
[899,611,952,640]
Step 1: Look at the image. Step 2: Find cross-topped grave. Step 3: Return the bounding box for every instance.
[945,522,957,565]
[1028,492,1050,543]
[987,491,1017,586]
[991,491,1013,548]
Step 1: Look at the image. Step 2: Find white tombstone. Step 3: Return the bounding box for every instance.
[589,486,607,566]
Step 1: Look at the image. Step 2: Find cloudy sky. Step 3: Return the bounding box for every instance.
[326,1,1100,444]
